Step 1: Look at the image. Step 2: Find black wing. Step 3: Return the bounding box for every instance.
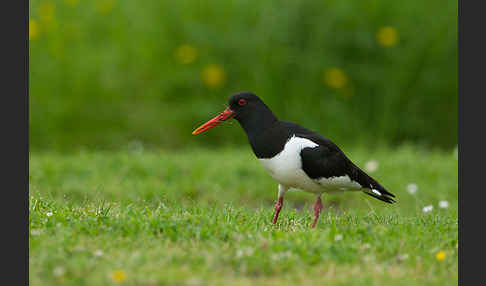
[280,121,395,204]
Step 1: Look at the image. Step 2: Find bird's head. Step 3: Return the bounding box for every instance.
[192,92,275,135]
[227,92,265,121]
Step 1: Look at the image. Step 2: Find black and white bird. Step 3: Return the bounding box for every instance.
[192,92,395,228]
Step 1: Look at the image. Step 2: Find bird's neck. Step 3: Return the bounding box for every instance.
[237,107,279,138]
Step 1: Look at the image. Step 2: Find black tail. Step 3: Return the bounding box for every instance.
[349,162,396,204]
[363,189,395,204]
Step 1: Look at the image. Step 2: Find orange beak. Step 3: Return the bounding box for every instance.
[192,107,235,135]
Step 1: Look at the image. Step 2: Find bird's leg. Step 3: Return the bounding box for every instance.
[272,196,283,224]
[311,196,323,228]
[272,185,288,224]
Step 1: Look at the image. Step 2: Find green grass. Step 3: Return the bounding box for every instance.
[29,0,457,150]
[29,145,458,285]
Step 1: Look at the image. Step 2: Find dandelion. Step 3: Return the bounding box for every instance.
[111,270,127,283]
[323,68,348,89]
[364,160,378,173]
[376,26,399,47]
[46,212,53,217]
[438,200,449,209]
[435,250,446,261]
[201,64,226,89]
[94,249,104,257]
[422,205,433,213]
[407,183,418,195]
[97,0,116,14]
[29,20,40,40]
[175,44,197,64]
[334,234,343,241]
[39,2,56,26]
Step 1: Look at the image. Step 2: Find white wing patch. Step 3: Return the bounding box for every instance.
[317,175,362,192]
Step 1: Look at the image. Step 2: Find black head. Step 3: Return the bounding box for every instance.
[192,91,278,136]
[227,92,267,120]
[227,92,279,135]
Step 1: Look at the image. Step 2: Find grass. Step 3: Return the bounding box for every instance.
[29,145,458,285]
[29,0,457,150]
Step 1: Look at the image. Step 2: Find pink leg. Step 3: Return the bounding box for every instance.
[311,196,323,228]
[272,196,284,224]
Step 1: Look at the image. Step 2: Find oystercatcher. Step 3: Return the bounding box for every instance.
[192,92,395,228]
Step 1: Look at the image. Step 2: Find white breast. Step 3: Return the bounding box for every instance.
[258,136,323,193]
[258,136,364,194]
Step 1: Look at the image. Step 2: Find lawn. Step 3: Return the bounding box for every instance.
[29,145,458,285]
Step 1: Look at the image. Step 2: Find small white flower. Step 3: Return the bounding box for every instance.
[128,139,144,153]
[53,266,65,277]
[30,229,41,236]
[186,277,203,286]
[407,183,418,195]
[362,255,373,262]
[236,247,255,258]
[46,212,53,217]
[397,254,409,261]
[132,251,141,258]
[94,249,104,257]
[236,250,244,258]
[360,243,371,250]
[334,234,343,241]
[364,160,379,173]
[438,200,449,209]
[73,245,85,252]
[423,205,433,213]
[270,251,292,261]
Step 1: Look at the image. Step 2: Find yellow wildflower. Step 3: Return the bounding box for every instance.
[29,20,40,40]
[201,64,226,89]
[435,250,446,261]
[111,270,127,283]
[376,26,399,47]
[39,2,56,26]
[175,44,198,64]
[97,0,116,14]
[323,68,348,89]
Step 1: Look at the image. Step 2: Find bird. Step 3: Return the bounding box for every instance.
[192,92,395,228]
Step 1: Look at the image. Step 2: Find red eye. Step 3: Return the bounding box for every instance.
[238,99,247,106]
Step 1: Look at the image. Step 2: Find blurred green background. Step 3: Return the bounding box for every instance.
[29,0,457,152]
